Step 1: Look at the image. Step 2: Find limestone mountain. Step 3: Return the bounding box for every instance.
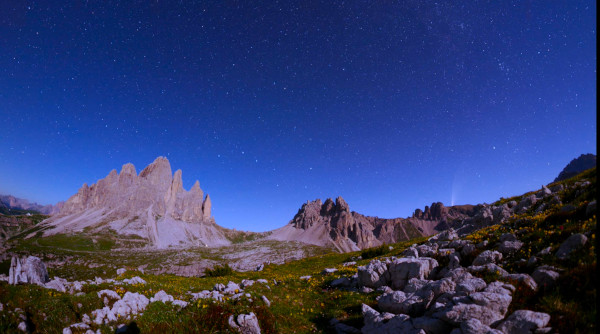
[38,157,230,248]
[268,197,477,252]
[554,153,596,182]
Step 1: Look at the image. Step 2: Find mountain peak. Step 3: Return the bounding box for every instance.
[46,157,227,248]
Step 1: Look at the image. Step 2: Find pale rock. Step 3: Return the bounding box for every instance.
[122,276,146,285]
[536,185,552,198]
[9,256,49,285]
[472,251,502,266]
[456,277,487,294]
[228,312,261,334]
[404,278,433,293]
[45,277,68,293]
[359,286,374,293]
[459,318,503,334]
[150,290,174,303]
[172,300,188,308]
[299,276,312,280]
[435,282,513,326]
[322,268,338,274]
[498,240,524,255]
[261,295,270,307]
[214,283,226,291]
[417,244,439,257]
[343,261,357,267]
[223,281,242,294]
[402,246,419,258]
[388,257,439,290]
[240,279,255,288]
[117,268,127,276]
[361,304,425,334]
[357,260,389,288]
[496,310,551,334]
[98,289,121,300]
[62,328,73,334]
[18,322,28,332]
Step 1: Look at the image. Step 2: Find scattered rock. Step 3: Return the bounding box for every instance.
[531,267,559,291]
[498,240,524,255]
[388,257,439,290]
[122,276,146,285]
[495,310,551,334]
[357,260,389,288]
[117,268,127,276]
[228,312,261,334]
[586,200,596,217]
[255,264,264,272]
[240,279,255,288]
[472,250,503,266]
[261,295,270,307]
[322,268,338,274]
[555,233,588,260]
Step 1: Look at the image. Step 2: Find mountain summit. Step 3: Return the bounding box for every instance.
[554,153,596,182]
[40,157,229,248]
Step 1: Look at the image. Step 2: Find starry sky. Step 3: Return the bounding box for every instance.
[0,1,596,232]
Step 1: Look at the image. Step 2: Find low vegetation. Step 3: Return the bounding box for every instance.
[0,169,596,333]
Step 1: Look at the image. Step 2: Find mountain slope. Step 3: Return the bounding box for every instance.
[36,157,230,248]
[269,197,477,252]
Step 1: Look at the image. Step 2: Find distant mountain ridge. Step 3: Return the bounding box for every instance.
[0,194,63,215]
[554,153,596,182]
[268,197,477,252]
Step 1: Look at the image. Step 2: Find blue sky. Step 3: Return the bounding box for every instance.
[0,1,596,231]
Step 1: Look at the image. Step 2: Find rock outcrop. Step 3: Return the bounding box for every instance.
[38,157,230,248]
[9,256,49,285]
[269,197,477,252]
[554,153,596,182]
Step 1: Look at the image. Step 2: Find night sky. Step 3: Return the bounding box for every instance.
[0,1,596,232]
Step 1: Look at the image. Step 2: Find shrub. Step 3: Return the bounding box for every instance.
[360,245,387,259]
[204,263,234,277]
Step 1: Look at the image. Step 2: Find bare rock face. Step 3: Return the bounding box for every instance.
[40,157,230,248]
[228,312,261,334]
[9,256,49,285]
[270,197,477,252]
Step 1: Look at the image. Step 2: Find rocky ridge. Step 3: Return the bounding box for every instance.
[37,157,230,248]
[269,197,478,252]
[554,153,596,182]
